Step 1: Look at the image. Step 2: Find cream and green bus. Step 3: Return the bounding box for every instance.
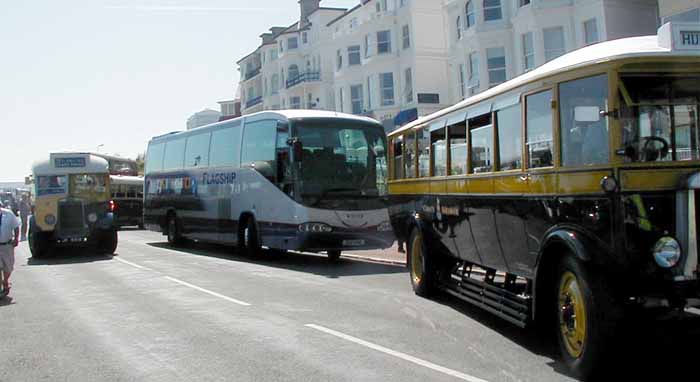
[388,22,700,378]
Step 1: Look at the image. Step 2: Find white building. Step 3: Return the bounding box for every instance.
[659,0,700,23]
[444,0,659,104]
[217,99,240,120]
[186,108,221,130]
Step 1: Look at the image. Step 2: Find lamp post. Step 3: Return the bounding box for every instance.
[96,144,104,153]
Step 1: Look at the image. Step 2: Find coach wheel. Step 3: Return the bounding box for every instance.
[327,250,341,262]
[408,227,436,297]
[167,215,183,246]
[240,218,261,257]
[29,230,50,259]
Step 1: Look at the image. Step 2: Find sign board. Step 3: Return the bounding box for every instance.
[658,22,700,51]
[54,157,86,168]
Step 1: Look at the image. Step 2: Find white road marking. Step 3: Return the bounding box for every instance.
[305,324,489,382]
[114,257,151,270]
[164,276,251,306]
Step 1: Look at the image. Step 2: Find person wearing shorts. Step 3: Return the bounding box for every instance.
[0,203,20,295]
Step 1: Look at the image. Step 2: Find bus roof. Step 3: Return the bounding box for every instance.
[109,175,144,186]
[148,110,381,144]
[390,23,700,137]
[32,153,109,176]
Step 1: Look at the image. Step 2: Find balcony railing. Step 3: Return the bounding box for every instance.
[244,68,261,80]
[245,96,262,109]
[285,71,321,89]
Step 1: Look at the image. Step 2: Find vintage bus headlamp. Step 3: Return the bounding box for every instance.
[377,221,393,232]
[600,176,618,193]
[652,237,682,268]
[298,223,333,233]
[44,214,56,225]
[87,213,98,223]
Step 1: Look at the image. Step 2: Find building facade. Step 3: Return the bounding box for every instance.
[659,0,700,23]
[186,109,221,130]
[444,0,660,105]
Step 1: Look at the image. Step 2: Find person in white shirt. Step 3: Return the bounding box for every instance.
[0,202,20,295]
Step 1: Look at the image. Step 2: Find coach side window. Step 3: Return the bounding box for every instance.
[496,104,522,171]
[526,90,554,168]
[163,138,186,170]
[145,143,165,173]
[184,132,211,168]
[242,120,277,165]
[210,125,241,167]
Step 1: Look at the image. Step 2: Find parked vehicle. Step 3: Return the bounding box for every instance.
[387,22,700,379]
[110,175,144,229]
[29,153,118,257]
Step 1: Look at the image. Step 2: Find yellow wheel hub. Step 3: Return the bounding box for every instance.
[558,271,587,359]
[410,234,423,286]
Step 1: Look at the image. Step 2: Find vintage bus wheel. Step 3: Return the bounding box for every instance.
[555,255,616,379]
[327,250,341,262]
[167,215,183,246]
[99,229,118,255]
[408,227,435,297]
[29,231,50,258]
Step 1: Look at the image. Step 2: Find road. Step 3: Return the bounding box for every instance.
[1,229,699,382]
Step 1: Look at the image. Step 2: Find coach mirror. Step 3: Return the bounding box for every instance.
[288,137,303,163]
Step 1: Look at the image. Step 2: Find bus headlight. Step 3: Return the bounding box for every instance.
[88,213,98,223]
[377,221,393,232]
[652,237,681,268]
[44,214,56,225]
[298,223,333,233]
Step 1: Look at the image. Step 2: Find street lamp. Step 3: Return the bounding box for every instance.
[96,144,104,153]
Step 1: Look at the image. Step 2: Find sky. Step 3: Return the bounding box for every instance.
[0,0,358,181]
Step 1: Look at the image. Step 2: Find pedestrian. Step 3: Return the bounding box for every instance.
[19,195,31,241]
[0,201,21,297]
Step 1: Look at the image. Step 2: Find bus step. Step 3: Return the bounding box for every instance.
[441,272,531,328]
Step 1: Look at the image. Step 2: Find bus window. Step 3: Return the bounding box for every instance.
[417,128,430,177]
[496,104,522,171]
[404,132,416,178]
[184,132,212,168]
[145,142,165,173]
[448,122,467,175]
[431,127,447,176]
[393,136,404,179]
[210,125,241,167]
[242,120,277,165]
[469,113,493,173]
[559,74,609,166]
[163,138,186,170]
[526,90,554,168]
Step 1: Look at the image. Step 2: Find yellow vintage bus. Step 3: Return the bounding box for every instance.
[387,22,700,378]
[29,153,118,257]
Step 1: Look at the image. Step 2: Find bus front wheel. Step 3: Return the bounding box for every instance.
[29,231,51,259]
[407,227,436,297]
[99,229,118,255]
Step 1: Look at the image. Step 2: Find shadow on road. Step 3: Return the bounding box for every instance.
[431,291,700,381]
[0,296,14,307]
[25,247,115,266]
[146,241,406,279]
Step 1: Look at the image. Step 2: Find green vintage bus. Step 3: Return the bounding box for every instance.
[387,22,700,378]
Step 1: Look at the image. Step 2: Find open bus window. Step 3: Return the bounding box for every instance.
[620,74,700,162]
[526,90,554,168]
[469,113,493,173]
[417,128,430,177]
[37,175,67,196]
[392,136,404,179]
[431,127,447,176]
[496,104,522,171]
[404,132,416,178]
[72,174,107,194]
[448,122,467,175]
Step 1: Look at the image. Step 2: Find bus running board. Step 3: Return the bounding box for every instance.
[441,272,531,328]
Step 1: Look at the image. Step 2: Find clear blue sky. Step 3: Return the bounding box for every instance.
[0,0,357,181]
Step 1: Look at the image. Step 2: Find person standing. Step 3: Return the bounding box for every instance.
[0,202,20,296]
[19,195,31,241]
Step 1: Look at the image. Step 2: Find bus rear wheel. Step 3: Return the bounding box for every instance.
[327,250,341,262]
[407,227,436,297]
[239,218,261,257]
[167,215,184,246]
[554,254,618,380]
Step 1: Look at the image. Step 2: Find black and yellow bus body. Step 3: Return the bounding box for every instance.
[388,24,700,378]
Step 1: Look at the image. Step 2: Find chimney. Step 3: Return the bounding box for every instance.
[260,32,274,45]
[299,0,320,25]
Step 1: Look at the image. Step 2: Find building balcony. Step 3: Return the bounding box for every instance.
[244,68,261,81]
[245,96,263,109]
[285,71,321,89]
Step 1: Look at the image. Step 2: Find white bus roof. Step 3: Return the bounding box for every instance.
[391,22,700,137]
[109,175,144,186]
[32,153,109,176]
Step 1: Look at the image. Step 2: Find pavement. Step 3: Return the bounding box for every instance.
[1,229,699,382]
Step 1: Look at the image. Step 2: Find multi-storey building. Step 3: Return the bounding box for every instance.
[444,0,659,104]
[186,109,221,130]
[659,0,700,23]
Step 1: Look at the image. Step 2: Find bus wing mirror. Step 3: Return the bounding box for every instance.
[289,140,303,162]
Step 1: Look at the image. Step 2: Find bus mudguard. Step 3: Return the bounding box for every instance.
[97,212,115,230]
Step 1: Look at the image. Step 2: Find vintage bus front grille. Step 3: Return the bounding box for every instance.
[59,201,85,233]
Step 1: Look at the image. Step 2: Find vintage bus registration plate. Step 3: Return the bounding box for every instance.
[342,239,365,246]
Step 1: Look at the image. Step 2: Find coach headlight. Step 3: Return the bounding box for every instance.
[298,223,333,233]
[652,236,681,268]
[44,214,56,225]
[87,213,98,223]
[377,221,393,232]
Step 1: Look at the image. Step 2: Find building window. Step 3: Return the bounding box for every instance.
[544,26,566,62]
[336,49,343,70]
[270,49,278,61]
[351,84,364,114]
[400,0,408,7]
[458,64,466,99]
[483,0,502,21]
[486,47,506,87]
[290,96,301,109]
[350,17,358,30]
[519,0,530,6]
[287,37,298,50]
[348,45,361,66]
[404,68,413,103]
[584,18,599,45]
[279,41,283,53]
[367,76,373,110]
[271,74,279,94]
[307,93,313,108]
[302,32,308,44]
[380,72,394,106]
[465,1,475,28]
[402,25,410,49]
[522,32,534,72]
[263,78,268,96]
[468,52,480,95]
[456,16,463,40]
[338,87,344,112]
[377,30,391,54]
